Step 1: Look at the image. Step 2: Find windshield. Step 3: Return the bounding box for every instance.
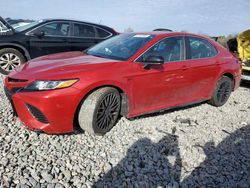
[87,33,155,61]
[14,21,40,32]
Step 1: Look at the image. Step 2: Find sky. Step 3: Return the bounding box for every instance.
[0,0,249,36]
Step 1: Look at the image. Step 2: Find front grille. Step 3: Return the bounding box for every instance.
[8,77,28,83]
[8,77,28,82]
[26,104,49,124]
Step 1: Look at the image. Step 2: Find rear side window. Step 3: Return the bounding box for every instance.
[137,36,185,63]
[34,22,70,36]
[96,27,111,38]
[187,36,217,59]
[73,23,95,38]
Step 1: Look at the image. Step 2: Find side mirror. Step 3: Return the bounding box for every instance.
[33,30,45,38]
[143,55,164,69]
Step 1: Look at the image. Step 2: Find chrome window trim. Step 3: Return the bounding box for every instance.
[72,22,112,39]
[94,26,113,39]
[25,21,71,37]
[134,35,186,63]
[25,21,113,39]
[134,35,219,64]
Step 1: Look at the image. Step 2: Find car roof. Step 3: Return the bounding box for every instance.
[133,31,206,37]
[40,18,115,30]
[128,31,213,41]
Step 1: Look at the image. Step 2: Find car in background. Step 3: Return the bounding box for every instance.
[0,17,117,74]
[237,29,250,81]
[153,28,172,32]
[4,32,241,135]
[212,30,250,82]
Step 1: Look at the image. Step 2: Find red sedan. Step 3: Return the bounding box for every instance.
[4,32,241,135]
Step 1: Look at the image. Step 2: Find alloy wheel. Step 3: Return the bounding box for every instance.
[95,93,120,131]
[0,53,21,72]
[217,82,231,103]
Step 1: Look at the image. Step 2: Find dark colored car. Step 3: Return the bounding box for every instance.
[0,17,117,74]
[4,32,241,135]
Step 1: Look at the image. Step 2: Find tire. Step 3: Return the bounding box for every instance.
[78,87,121,135]
[209,76,233,107]
[0,48,26,75]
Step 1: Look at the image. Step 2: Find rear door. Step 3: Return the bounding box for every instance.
[69,22,97,51]
[28,21,71,58]
[182,36,220,100]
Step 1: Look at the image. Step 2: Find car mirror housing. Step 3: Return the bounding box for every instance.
[33,31,45,38]
[143,55,164,69]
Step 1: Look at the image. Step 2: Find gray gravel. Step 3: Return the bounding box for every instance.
[0,74,249,188]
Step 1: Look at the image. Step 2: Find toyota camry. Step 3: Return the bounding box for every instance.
[4,32,241,135]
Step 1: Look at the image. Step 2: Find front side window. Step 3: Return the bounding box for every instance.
[137,36,184,62]
[33,22,70,36]
[73,23,95,37]
[87,34,154,61]
[187,37,217,59]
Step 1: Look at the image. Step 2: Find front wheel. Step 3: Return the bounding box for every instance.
[0,48,26,75]
[209,76,233,107]
[78,87,121,135]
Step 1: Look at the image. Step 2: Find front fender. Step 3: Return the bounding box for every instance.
[0,43,31,60]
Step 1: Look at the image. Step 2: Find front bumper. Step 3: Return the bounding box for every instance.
[4,85,82,134]
[4,86,18,116]
[234,75,241,90]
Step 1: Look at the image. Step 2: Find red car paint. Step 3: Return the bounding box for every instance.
[4,32,241,134]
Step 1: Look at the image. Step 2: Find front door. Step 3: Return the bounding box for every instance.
[130,36,190,115]
[28,21,71,58]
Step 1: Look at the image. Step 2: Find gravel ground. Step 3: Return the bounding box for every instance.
[0,74,249,188]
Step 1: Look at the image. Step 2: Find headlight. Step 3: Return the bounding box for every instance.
[24,79,79,91]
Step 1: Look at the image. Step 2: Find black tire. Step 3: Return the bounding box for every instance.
[0,48,26,75]
[78,87,121,135]
[209,76,233,107]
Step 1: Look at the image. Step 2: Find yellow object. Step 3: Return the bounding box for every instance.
[237,29,250,62]
[56,79,78,89]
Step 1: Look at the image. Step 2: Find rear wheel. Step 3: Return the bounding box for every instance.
[209,76,232,107]
[78,87,121,135]
[0,48,26,75]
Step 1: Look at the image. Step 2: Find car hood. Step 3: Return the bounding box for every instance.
[9,51,121,80]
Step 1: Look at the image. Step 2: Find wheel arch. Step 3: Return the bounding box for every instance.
[73,84,130,131]
[0,43,31,61]
[221,72,235,91]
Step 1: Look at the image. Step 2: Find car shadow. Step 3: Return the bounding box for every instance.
[94,133,181,187]
[94,124,250,187]
[72,102,205,135]
[181,124,250,187]
[129,101,206,121]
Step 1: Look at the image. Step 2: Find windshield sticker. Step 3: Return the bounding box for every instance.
[133,34,151,38]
